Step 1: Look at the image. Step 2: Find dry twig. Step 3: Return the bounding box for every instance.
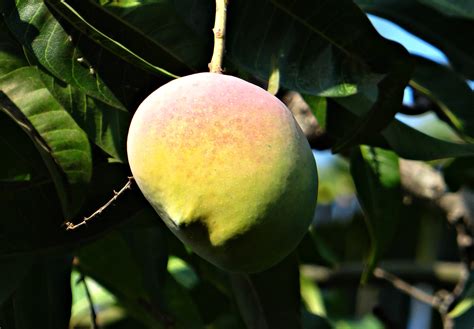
[64,177,134,231]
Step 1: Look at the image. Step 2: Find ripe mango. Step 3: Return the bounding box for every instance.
[127,73,318,273]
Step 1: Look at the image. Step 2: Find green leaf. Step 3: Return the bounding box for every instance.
[0,111,42,182]
[302,311,332,329]
[350,146,401,282]
[0,21,27,77]
[99,0,212,72]
[418,0,474,19]
[230,253,302,329]
[334,96,474,161]
[304,96,327,130]
[381,120,474,160]
[300,274,326,317]
[0,255,73,329]
[77,209,204,329]
[263,0,412,150]
[44,0,183,78]
[0,110,67,257]
[355,0,474,78]
[3,0,125,109]
[40,73,129,161]
[410,56,474,141]
[0,67,92,217]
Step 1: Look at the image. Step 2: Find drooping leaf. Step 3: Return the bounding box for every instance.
[0,255,73,329]
[0,67,92,217]
[410,56,474,141]
[230,253,302,329]
[44,0,184,79]
[3,0,125,109]
[350,146,401,282]
[355,0,474,79]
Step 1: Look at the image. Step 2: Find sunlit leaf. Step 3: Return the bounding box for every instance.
[3,0,125,108]
[0,67,92,217]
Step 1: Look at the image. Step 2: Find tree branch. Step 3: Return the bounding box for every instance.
[64,177,134,231]
[77,274,99,329]
[208,0,228,73]
[373,267,439,308]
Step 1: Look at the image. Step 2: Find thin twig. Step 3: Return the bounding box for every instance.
[208,0,228,73]
[77,274,99,329]
[374,267,439,308]
[64,176,134,231]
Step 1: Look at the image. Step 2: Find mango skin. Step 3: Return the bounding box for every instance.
[127,73,318,273]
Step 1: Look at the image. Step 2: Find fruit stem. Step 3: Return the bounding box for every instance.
[209,0,228,73]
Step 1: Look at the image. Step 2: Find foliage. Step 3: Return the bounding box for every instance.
[0,0,473,328]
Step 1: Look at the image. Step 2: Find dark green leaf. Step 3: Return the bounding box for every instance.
[0,257,34,305]
[0,111,43,182]
[410,56,474,141]
[230,253,302,329]
[302,311,332,329]
[0,255,72,329]
[0,110,67,257]
[443,157,474,190]
[0,21,27,77]
[418,0,474,19]
[381,120,474,160]
[334,96,474,160]
[350,146,401,281]
[44,0,184,78]
[355,0,474,78]
[99,0,212,72]
[3,0,125,108]
[0,67,92,217]
[78,209,204,329]
[262,0,412,150]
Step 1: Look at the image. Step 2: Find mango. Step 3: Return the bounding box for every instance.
[127,73,318,273]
